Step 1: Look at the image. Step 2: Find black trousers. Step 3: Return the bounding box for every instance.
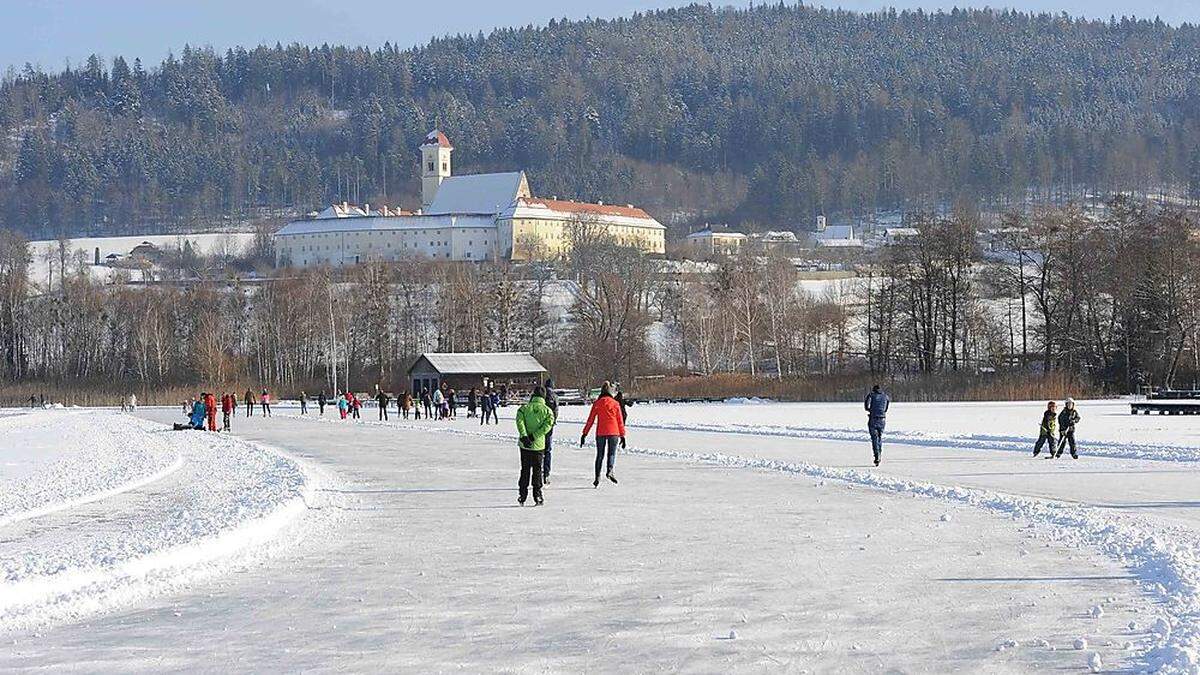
[519,450,544,502]
[1033,433,1056,456]
[543,429,554,476]
[1057,430,1077,457]
[379,406,388,421]
[595,435,619,478]
[222,411,231,431]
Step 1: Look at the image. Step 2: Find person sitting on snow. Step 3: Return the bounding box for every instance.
[174,396,207,431]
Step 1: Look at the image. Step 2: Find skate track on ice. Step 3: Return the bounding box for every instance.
[4,404,1191,672]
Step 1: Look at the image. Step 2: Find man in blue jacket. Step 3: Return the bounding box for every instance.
[864,384,890,466]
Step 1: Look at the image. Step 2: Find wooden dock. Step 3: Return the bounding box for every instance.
[1131,394,1200,415]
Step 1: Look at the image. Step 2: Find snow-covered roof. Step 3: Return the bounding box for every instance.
[274,214,496,237]
[426,172,528,215]
[502,197,665,230]
[687,229,746,240]
[884,227,919,238]
[814,225,856,240]
[408,352,546,375]
[752,231,799,242]
[315,203,369,219]
[815,238,864,248]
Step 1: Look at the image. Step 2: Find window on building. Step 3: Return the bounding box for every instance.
[427,162,434,172]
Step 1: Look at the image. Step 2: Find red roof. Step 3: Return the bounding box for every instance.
[422,130,453,148]
[521,197,652,220]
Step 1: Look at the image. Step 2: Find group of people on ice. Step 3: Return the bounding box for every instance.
[514,379,628,506]
[864,385,1084,465]
[1033,398,1082,459]
[174,388,271,431]
[292,383,511,423]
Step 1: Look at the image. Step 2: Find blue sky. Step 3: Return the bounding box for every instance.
[0,0,1193,72]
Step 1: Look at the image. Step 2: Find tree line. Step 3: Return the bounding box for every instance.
[1,200,1197,399]
[2,4,1200,238]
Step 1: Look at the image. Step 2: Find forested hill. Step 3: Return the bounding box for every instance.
[2,4,1199,238]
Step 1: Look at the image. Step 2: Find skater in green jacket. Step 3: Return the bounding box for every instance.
[515,386,556,506]
[1033,401,1059,459]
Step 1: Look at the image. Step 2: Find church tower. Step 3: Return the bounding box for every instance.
[420,130,453,209]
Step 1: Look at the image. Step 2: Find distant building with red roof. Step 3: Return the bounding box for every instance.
[274,130,664,267]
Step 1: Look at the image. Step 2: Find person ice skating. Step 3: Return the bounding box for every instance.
[401,391,412,419]
[448,388,457,419]
[432,387,445,420]
[318,391,327,416]
[337,393,349,419]
[864,384,890,466]
[1033,401,1059,458]
[479,388,492,425]
[351,392,362,420]
[244,389,254,416]
[221,392,233,431]
[260,389,272,417]
[581,382,627,487]
[421,388,433,419]
[28,394,36,409]
[204,392,218,432]
[299,391,308,415]
[467,387,478,418]
[1056,398,1080,459]
[515,385,556,506]
[542,379,559,484]
[376,390,390,421]
[614,388,629,423]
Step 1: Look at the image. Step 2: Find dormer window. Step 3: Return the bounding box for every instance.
[427,162,435,172]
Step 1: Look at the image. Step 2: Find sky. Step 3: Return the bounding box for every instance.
[0,0,1194,73]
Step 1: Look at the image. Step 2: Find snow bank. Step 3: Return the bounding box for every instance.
[0,410,182,528]
[0,411,315,632]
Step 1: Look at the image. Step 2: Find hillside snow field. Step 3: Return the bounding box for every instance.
[1,400,1198,671]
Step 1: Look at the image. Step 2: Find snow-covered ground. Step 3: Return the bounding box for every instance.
[25,232,255,286]
[0,409,315,633]
[3,399,1199,671]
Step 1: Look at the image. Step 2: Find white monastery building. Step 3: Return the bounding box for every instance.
[274,131,665,267]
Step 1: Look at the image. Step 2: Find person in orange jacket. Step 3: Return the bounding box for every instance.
[221,393,234,431]
[580,381,627,487]
[204,392,218,431]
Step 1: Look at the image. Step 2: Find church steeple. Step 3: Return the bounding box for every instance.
[420,130,454,209]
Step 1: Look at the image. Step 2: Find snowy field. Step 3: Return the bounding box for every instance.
[2,400,1199,671]
[25,232,255,286]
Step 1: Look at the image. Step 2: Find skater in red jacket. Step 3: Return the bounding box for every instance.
[204,392,218,432]
[580,382,627,487]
